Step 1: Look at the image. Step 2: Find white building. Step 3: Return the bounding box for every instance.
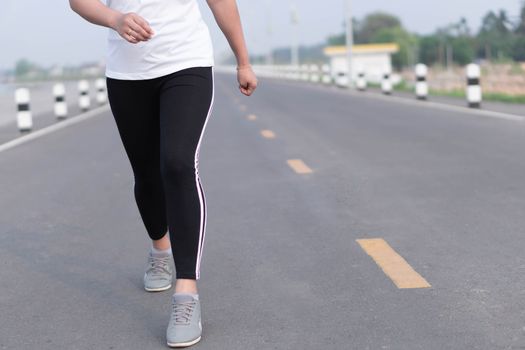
[323,43,399,84]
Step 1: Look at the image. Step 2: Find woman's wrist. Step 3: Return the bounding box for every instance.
[107,10,121,30]
[236,64,252,70]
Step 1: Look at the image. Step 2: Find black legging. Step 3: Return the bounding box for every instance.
[106,66,214,280]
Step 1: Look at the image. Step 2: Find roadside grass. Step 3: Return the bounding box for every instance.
[428,89,525,104]
[393,81,525,104]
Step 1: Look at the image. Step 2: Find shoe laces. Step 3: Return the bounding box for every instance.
[146,254,171,277]
[171,299,196,325]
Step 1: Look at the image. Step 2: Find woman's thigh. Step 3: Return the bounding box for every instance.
[106,78,161,177]
[158,66,214,177]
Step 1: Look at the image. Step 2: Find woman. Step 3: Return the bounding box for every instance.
[69,0,257,347]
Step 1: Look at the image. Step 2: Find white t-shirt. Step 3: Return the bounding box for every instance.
[105,0,214,80]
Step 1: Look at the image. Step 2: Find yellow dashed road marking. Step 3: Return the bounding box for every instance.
[356,238,431,289]
[239,104,247,112]
[247,114,257,121]
[287,159,313,174]
[261,130,276,138]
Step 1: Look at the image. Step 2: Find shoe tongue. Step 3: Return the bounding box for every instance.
[173,293,195,303]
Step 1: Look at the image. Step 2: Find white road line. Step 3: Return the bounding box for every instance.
[250,76,525,123]
[0,104,110,154]
[347,90,525,122]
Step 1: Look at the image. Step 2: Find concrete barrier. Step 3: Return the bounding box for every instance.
[309,64,321,83]
[53,83,68,119]
[78,80,91,112]
[335,72,349,88]
[415,64,428,100]
[293,65,302,80]
[321,65,332,85]
[95,78,107,105]
[466,63,482,108]
[382,70,392,95]
[15,88,33,132]
[300,64,309,81]
[356,69,367,91]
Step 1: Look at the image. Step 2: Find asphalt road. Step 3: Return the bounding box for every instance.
[1,71,524,349]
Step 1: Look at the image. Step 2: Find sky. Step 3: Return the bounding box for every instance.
[0,0,522,70]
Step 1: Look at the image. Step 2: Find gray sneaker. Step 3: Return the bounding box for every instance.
[143,251,173,292]
[166,293,202,348]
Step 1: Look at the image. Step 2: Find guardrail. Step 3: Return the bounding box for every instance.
[216,63,484,109]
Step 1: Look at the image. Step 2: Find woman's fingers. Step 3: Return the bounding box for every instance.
[238,69,258,96]
[239,79,257,96]
[128,24,148,41]
[132,14,154,37]
[117,13,154,43]
[129,14,153,41]
[127,33,139,43]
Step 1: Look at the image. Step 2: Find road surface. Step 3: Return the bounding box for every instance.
[1,72,524,349]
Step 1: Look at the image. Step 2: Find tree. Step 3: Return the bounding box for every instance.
[325,6,525,67]
[450,36,475,65]
[15,59,34,77]
[373,26,418,68]
[512,36,525,61]
[511,1,525,61]
[325,12,417,68]
[326,33,345,46]
[418,35,441,65]
[417,18,475,66]
[355,12,402,43]
[477,10,514,60]
[516,1,525,34]
[352,12,418,68]
[446,18,476,65]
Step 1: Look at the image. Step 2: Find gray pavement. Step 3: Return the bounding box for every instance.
[1,72,524,349]
[282,79,525,118]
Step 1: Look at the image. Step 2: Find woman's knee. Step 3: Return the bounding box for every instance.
[160,151,196,180]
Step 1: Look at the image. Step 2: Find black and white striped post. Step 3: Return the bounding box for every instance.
[78,79,91,112]
[415,63,428,100]
[15,88,33,133]
[381,70,392,95]
[95,78,107,105]
[466,63,482,108]
[53,83,68,119]
[356,69,367,91]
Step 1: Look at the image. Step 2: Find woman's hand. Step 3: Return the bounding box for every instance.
[112,12,154,44]
[237,65,257,96]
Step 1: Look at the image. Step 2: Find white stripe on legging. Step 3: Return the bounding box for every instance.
[195,66,215,280]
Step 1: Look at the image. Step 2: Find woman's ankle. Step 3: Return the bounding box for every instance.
[174,278,198,294]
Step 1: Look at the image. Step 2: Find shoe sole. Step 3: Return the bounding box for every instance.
[143,272,172,292]
[167,335,201,348]
[144,283,172,292]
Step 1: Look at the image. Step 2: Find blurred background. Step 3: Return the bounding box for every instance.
[1,0,524,100]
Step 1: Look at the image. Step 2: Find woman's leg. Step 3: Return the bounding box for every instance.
[158,66,215,287]
[106,77,169,243]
